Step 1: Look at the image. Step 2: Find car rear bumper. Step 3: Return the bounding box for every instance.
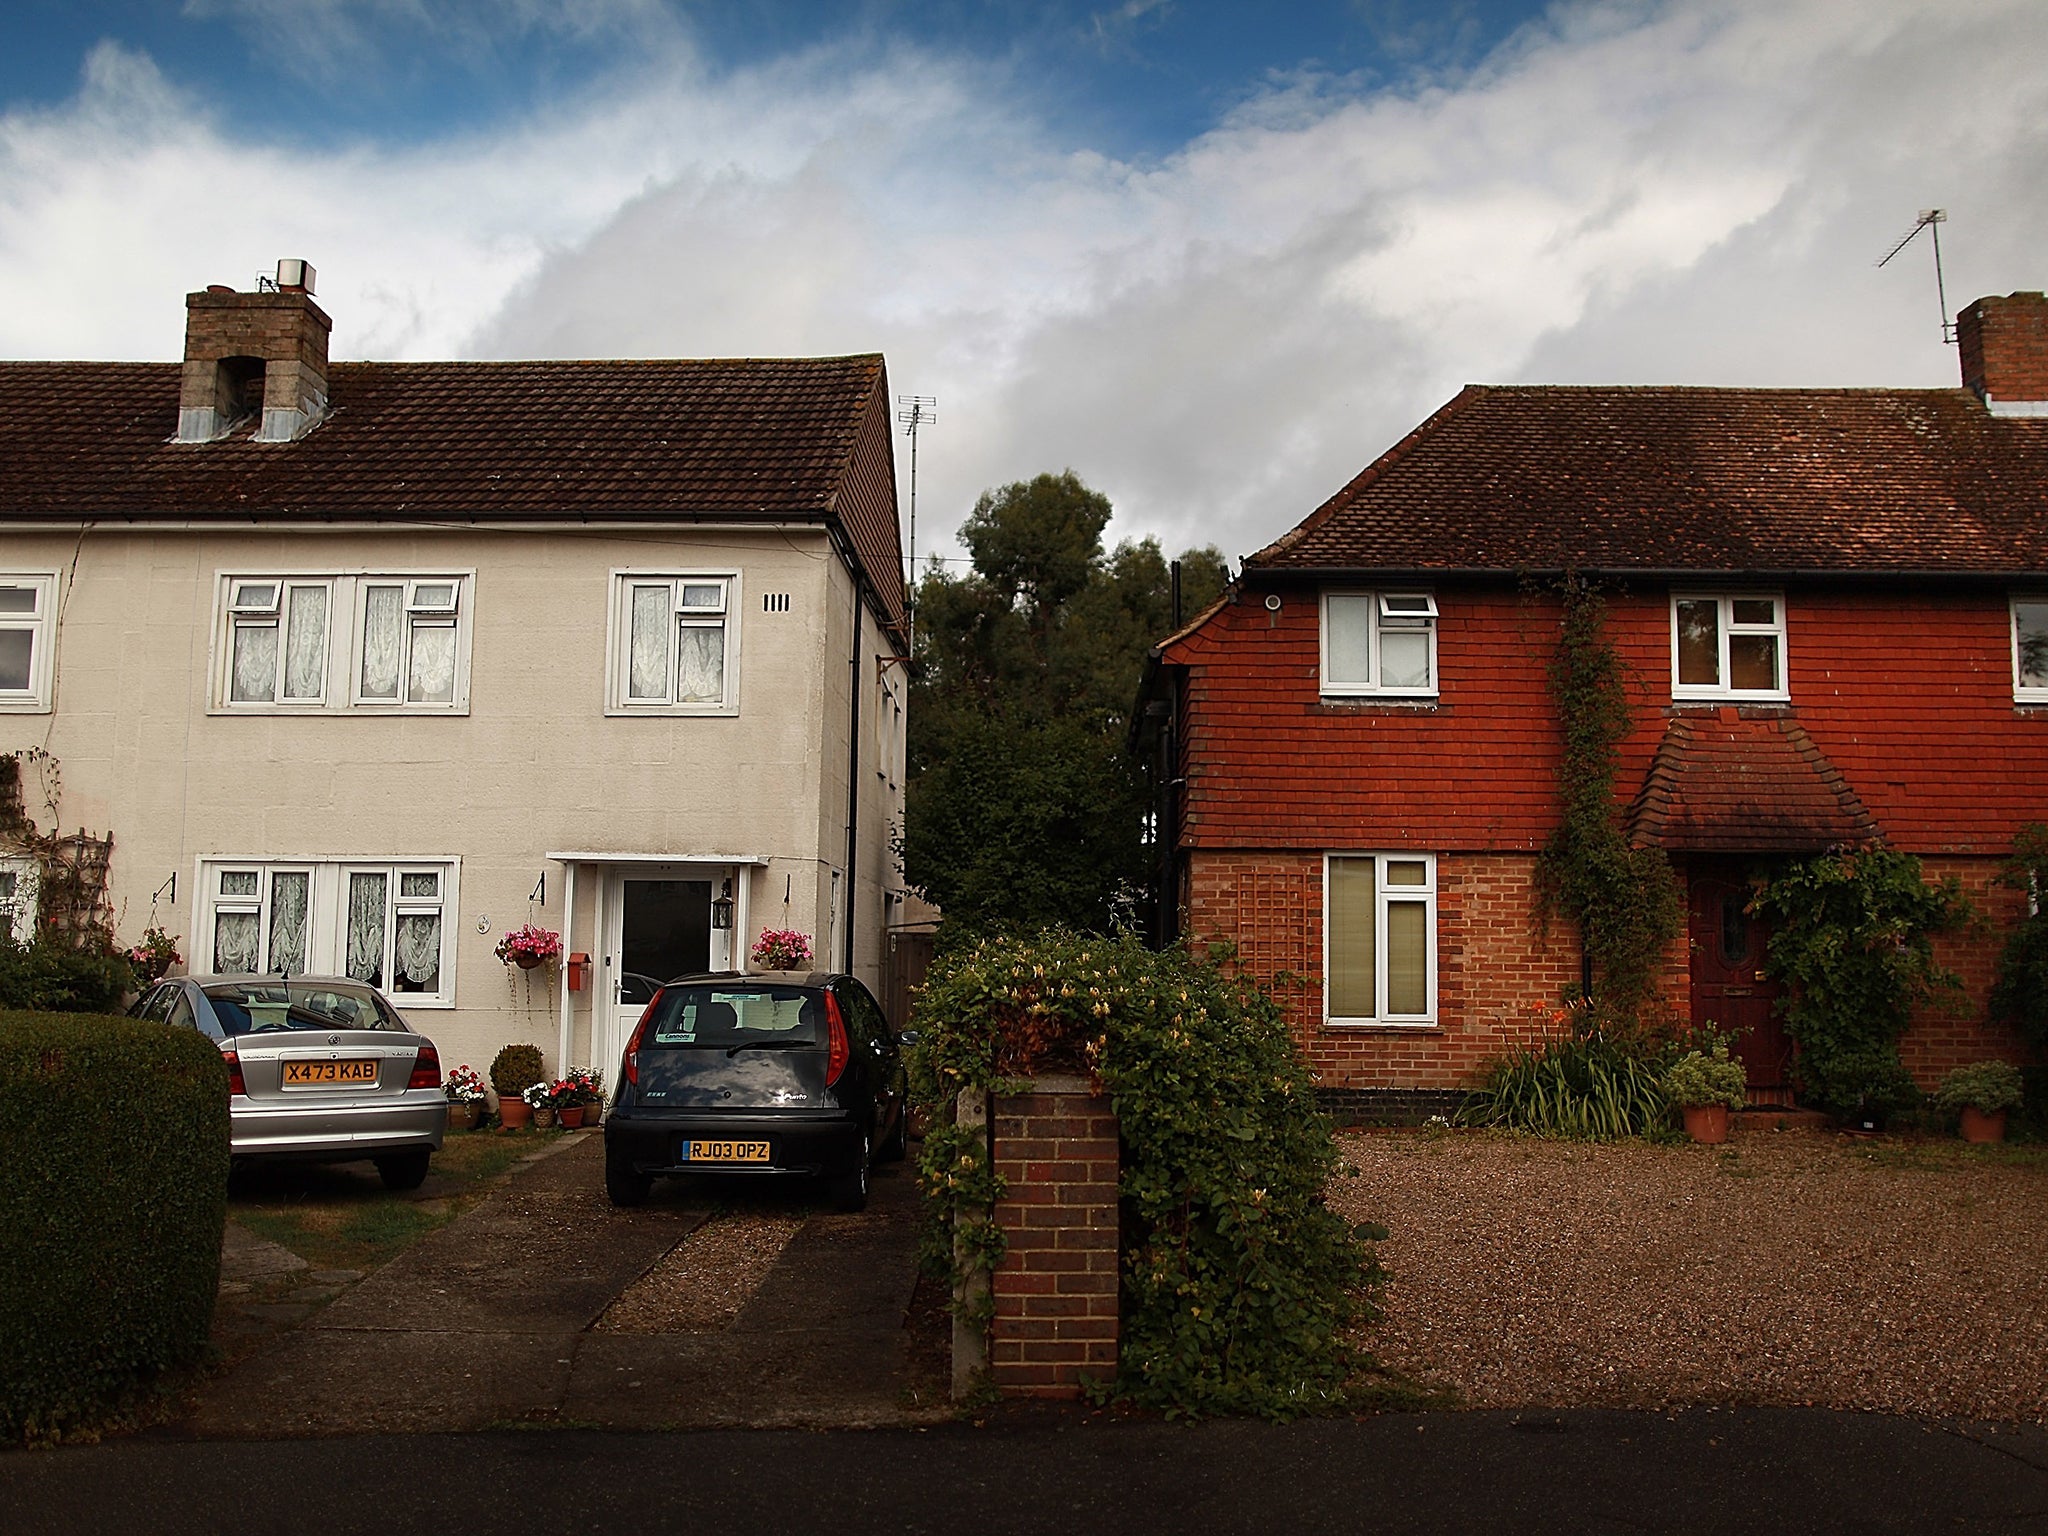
[230,1091,448,1159]
[605,1111,862,1178]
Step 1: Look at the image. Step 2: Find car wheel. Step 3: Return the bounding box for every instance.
[880,1099,909,1163]
[827,1132,870,1212]
[375,1148,432,1191]
[605,1146,653,1207]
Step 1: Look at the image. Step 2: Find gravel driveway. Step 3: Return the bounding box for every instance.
[1326,1130,2048,1422]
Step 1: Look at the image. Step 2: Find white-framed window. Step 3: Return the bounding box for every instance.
[1321,591,1438,697]
[0,573,58,712]
[1671,593,1788,700]
[199,858,459,1005]
[215,572,473,713]
[876,665,905,788]
[1325,853,1436,1025]
[2012,598,2048,702]
[0,856,37,944]
[608,572,738,713]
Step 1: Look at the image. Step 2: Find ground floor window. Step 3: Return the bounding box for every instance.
[0,855,36,944]
[1325,852,1436,1024]
[200,858,458,1004]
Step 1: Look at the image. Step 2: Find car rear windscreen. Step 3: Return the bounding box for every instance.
[202,982,402,1034]
[646,985,820,1048]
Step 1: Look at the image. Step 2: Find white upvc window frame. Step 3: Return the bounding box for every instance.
[1323,852,1438,1027]
[213,571,474,714]
[1670,592,1789,701]
[1319,590,1439,698]
[195,856,461,1008]
[0,856,38,944]
[2011,597,2048,702]
[876,665,905,789]
[606,570,740,715]
[0,572,59,713]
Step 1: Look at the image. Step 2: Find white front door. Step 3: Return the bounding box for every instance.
[597,867,736,1077]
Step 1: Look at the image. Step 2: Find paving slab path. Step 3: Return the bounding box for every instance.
[179,1133,934,1438]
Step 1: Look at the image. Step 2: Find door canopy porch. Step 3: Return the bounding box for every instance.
[1628,715,1880,853]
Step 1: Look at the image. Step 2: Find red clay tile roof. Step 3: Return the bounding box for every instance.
[1629,713,1881,851]
[1253,386,2048,576]
[0,355,906,633]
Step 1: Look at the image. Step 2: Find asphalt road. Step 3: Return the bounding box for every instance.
[5,1406,2047,1535]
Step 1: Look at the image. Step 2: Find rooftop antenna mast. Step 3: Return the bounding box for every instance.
[896,395,937,650]
[1877,209,1955,344]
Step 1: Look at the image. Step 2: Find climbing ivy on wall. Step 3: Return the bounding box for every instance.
[1535,576,1683,1029]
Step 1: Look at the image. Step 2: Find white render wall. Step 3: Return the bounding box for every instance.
[0,522,907,1076]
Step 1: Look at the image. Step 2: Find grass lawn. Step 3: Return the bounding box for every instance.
[228,1126,550,1274]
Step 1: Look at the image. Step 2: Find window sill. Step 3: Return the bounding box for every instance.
[1313,697,1443,714]
[207,704,473,717]
[0,700,52,714]
[604,704,740,719]
[1322,1019,1441,1033]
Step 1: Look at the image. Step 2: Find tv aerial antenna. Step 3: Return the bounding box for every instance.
[1877,209,1955,344]
[896,394,937,649]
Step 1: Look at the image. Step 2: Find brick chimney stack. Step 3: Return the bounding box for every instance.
[1956,291,2048,417]
[175,260,331,444]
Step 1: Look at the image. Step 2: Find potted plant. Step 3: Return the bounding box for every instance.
[751,928,813,972]
[1662,1045,1747,1144]
[124,924,182,989]
[491,1042,545,1128]
[522,1080,559,1130]
[565,1064,604,1126]
[494,924,562,971]
[1933,1061,2025,1144]
[444,1064,487,1131]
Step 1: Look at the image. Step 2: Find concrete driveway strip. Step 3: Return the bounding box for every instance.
[183,1135,710,1438]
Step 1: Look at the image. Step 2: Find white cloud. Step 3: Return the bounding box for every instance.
[2,0,2044,566]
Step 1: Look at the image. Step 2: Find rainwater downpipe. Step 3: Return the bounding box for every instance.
[844,568,864,974]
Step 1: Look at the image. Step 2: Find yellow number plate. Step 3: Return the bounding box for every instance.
[283,1059,379,1087]
[684,1139,770,1163]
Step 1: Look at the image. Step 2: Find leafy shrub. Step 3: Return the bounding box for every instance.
[1662,1045,1748,1110]
[1460,1025,1670,1139]
[1932,1060,2026,1115]
[1989,823,2048,1055]
[912,929,1375,1418]
[1753,847,1970,1118]
[0,1011,229,1441]
[0,933,135,1013]
[489,1042,545,1098]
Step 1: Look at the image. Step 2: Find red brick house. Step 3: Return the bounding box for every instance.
[1140,291,2048,1116]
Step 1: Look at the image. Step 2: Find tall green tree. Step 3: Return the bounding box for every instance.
[902,470,1225,933]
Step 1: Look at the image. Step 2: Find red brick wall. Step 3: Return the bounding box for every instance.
[989,1084,1119,1398]
[1900,856,2029,1083]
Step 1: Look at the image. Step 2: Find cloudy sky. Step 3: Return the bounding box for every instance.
[2,0,2044,567]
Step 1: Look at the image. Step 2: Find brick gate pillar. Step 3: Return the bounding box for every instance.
[987,1074,1120,1398]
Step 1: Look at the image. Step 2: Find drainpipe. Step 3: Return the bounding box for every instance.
[845,568,863,975]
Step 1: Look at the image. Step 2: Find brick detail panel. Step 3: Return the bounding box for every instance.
[989,1084,1119,1399]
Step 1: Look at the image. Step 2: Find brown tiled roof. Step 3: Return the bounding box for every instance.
[1629,713,1881,851]
[0,355,906,631]
[1253,386,2048,575]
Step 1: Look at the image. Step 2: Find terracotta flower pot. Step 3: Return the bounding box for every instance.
[582,1100,602,1127]
[499,1097,533,1130]
[559,1104,585,1129]
[446,1101,481,1132]
[1959,1106,2008,1144]
[1682,1103,1731,1144]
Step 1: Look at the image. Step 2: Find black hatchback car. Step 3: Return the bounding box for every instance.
[602,971,909,1211]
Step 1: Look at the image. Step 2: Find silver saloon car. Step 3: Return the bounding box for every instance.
[129,974,447,1188]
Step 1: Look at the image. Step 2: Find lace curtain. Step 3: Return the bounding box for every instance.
[283,587,328,700]
[231,622,278,702]
[347,872,387,985]
[407,622,456,704]
[267,872,309,974]
[396,914,440,990]
[360,587,403,700]
[213,910,259,973]
[629,586,668,699]
[676,623,724,704]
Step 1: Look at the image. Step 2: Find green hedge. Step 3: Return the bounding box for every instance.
[0,1011,230,1441]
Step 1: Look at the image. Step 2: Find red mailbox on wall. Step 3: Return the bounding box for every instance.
[566,953,590,992]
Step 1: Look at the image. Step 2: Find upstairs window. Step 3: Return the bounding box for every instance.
[1321,591,1438,697]
[2013,599,2048,702]
[217,572,472,713]
[0,573,58,712]
[610,573,737,713]
[1671,593,1787,700]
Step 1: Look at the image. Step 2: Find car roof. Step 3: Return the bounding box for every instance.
[660,970,847,988]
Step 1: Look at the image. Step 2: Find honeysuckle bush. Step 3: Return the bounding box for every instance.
[910,928,1381,1419]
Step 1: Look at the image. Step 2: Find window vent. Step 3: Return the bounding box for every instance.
[762,593,792,613]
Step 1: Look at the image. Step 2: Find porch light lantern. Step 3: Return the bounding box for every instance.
[710,878,735,930]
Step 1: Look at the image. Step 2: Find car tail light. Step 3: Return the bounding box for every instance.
[622,992,662,1087]
[222,1049,247,1097]
[824,991,850,1087]
[407,1042,442,1091]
